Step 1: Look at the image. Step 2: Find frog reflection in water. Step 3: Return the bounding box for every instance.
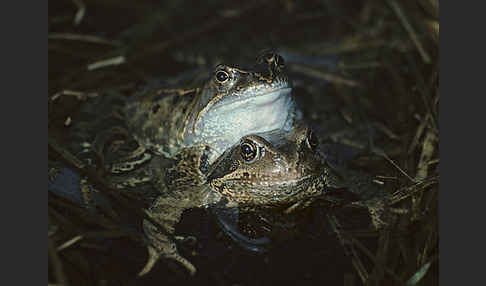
[80,52,341,275]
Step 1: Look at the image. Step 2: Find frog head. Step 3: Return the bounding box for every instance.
[184,51,299,163]
[207,124,344,206]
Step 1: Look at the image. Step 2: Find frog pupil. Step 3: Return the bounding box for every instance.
[241,144,252,155]
[241,143,256,161]
[216,71,228,82]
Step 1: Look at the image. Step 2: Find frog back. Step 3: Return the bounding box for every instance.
[124,88,199,158]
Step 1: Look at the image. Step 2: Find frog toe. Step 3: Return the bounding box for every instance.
[138,245,160,276]
[168,252,196,276]
[138,244,197,276]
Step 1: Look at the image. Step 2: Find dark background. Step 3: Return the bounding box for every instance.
[47,1,439,285]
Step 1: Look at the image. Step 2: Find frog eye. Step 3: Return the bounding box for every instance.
[215,70,229,83]
[305,130,319,150]
[240,141,259,163]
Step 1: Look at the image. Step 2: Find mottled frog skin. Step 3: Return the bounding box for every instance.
[57,52,345,276]
[124,51,299,165]
[208,125,343,206]
[134,124,343,275]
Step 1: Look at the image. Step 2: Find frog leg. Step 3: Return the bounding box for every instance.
[108,146,152,174]
[139,196,197,276]
[138,146,211,276]
[141,241,195,276]
[109,163,154,190]
[139,181,211,276]
[90,123,153,175]
[92,126,129,151]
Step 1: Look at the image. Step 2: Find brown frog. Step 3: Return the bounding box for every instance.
[57,52,344,276]
[120,51,299,167]
[136,123,344,275]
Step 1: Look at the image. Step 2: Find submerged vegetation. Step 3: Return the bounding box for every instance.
[48,0,439,285]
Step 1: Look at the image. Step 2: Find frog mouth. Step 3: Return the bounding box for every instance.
[224,173,313,185]
[218,174,316,201]
[210,87,292,111]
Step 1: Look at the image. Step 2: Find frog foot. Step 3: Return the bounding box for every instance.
[138,243,196,276]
